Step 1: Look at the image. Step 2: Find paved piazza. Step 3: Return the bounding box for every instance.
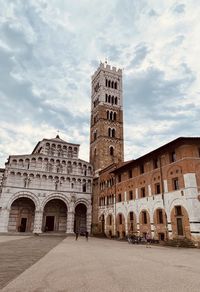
[0,235,200,292]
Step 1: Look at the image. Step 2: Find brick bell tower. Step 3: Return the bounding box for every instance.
[89,62,124,175]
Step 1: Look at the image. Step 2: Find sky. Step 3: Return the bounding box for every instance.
[0,0,200,167]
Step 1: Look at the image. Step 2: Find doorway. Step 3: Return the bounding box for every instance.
[20,218,27,232]
[45,216,55,231]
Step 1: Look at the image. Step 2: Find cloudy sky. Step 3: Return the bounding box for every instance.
[0,0,200,167]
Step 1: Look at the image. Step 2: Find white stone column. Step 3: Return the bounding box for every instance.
[33,210,43,233]
[0,208,10,232]
[125,216,128,235]
[87,208,92,234]
[66,211,75,234]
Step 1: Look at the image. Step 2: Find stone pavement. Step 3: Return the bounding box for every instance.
[0,234,65,289]
[1,236,200,292]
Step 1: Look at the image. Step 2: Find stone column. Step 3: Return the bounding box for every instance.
[87,209,92,234]
[66,211,75,234]
[33,210,43,233]
[0,208,10,232]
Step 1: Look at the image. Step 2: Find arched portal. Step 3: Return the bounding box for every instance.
[8,197,35,232]
[43,199,67,232]
[74,204,87,233]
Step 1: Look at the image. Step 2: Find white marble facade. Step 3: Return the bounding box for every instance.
[0,135,92,234]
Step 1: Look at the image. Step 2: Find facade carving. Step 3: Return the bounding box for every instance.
[0,135,92,234]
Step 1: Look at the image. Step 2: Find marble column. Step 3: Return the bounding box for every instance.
[0,208,10,232]
[33,210,43,233]
[66,211,75,234]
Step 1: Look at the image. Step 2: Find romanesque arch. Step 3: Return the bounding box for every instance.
[8,197,36,232]
[7,191,40,211]
[74,203,87,233]
[42,198,68,232]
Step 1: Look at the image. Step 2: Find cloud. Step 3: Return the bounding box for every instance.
[0,0,200,167]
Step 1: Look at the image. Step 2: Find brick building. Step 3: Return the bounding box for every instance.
[90,63,200,243]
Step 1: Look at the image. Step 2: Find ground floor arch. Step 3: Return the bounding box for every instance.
[74,203,87,233]
[170,205,191,239]
[116,213,126,239]
[43,199,68,232]
[153,208,168,241]
[139,209,151,238]
[8,197,35,232]
[127,211,137,236]
[106,214,114,237]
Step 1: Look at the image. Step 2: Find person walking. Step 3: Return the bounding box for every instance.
[85,231,89,241]
[146,232,151,248]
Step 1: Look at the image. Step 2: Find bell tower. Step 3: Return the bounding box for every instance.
[89,62,124,175]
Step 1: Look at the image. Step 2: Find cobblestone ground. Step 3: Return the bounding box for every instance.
[1,236,200,292]
[0,234,65,289]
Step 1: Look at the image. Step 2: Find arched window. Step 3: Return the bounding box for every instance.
[107,111,109,120]
[115,97,118,105]
[110,146,114,156]
[108,128,111,137]
[110,111,113,120]
[112,128,115,138]
[105,93,108,102]
[105,79,108,86]
[111,81,114,88]
[108,95,111,103]
[113,112,116,121]
[112,96,114,104]
[108,80,111,87]
[115,82,117,89]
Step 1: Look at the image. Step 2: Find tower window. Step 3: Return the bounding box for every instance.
[94,131,97,141]
[108,128,111,137]
[113,112,116,121]
[115,82,117,89]
[112,129,115,138]
[115,97,118,105]
[105,94,108,102]
[105,79,108,86]
[108,95,111,103]
[110,111,113,120]
[110,146,114,156]
[108,80,111,87]
[107,111,109,119]
[111,81,114,88]
[112,96,114,104]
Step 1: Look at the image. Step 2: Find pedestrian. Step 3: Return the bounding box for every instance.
[75,231,79,240]
[146,232,151,248]
[85,231,89,241]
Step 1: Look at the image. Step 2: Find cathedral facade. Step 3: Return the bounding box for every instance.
[0,135,92,233]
